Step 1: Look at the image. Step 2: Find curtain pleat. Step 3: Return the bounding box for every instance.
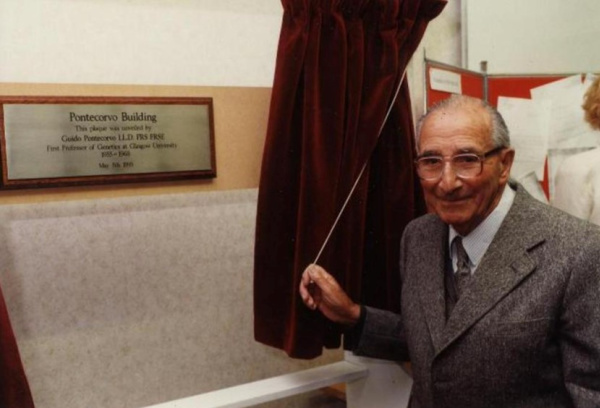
[0,286,34,407]
[254,0,447,359]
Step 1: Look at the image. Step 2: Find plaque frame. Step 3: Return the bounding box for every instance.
[0,96,216,189]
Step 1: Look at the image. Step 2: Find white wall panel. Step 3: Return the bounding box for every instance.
[0,0,282,86]
[465,0,600,74]
[0,189,342,408]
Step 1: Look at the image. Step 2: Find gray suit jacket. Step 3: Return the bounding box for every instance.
[353,183,600,408]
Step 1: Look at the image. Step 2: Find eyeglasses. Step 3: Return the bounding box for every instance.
[414,146,505,180]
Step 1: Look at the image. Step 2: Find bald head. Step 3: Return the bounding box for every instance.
[416,95,510,152]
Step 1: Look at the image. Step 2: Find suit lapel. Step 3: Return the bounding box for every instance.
[437,185,546,354]
[414,217,448,353]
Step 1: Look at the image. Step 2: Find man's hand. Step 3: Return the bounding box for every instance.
[299,264,361,326]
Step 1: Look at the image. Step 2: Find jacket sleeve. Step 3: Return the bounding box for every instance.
[561,224,600,406]
[349,305,409,361]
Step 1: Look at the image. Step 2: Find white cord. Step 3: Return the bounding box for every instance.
[313,68,409,264]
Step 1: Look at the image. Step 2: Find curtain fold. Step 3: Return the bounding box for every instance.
[0,286,34,407]
[254,0,447,359]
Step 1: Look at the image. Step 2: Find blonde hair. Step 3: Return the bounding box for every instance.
[583,76,600,131]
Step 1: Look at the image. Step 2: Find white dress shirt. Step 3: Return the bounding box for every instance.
[449,183,516,274]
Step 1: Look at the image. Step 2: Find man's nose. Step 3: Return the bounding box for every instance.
[438,161,462,191]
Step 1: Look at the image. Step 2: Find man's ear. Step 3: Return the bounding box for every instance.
[499,148,515,181]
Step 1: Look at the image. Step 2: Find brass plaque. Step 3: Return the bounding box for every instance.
[0,97,216,188]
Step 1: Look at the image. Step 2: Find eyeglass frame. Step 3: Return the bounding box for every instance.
[414,146,506,180]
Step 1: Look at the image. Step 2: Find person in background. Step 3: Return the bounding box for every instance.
[300,95,600,408]
[553,75,600,225]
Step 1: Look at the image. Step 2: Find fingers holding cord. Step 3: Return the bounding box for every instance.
[299,264,321,310]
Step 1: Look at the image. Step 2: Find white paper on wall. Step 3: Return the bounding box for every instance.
[430,68,462,94]
[497,96,550,180]
[530,76,598,149]
[517,171,548,203]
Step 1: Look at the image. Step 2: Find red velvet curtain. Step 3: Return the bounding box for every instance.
[254,0,447,359]
[0,286,34,407]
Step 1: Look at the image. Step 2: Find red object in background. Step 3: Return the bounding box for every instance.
[487,76,566,107]
[426,63,485,107]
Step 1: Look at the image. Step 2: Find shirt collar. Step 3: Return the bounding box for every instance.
[448,184,516,271]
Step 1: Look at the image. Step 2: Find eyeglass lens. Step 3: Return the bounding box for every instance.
[417,154,482,179]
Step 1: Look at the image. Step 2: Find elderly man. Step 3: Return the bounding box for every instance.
[300,95,600,407]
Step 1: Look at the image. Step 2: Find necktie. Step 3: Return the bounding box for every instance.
[454,236,471,297]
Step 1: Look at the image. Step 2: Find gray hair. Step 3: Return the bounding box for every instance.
[415,95,510,150]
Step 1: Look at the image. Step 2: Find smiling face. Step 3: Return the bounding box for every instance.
[417,103,515,235]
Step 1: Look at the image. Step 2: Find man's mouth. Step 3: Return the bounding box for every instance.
[439,195,469,203]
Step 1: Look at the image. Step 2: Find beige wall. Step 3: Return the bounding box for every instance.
[0,3,463,407]
[0,1,462,206]
[0,83,270,204]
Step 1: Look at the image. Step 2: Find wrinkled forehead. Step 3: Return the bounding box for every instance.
[420,104,493,146]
